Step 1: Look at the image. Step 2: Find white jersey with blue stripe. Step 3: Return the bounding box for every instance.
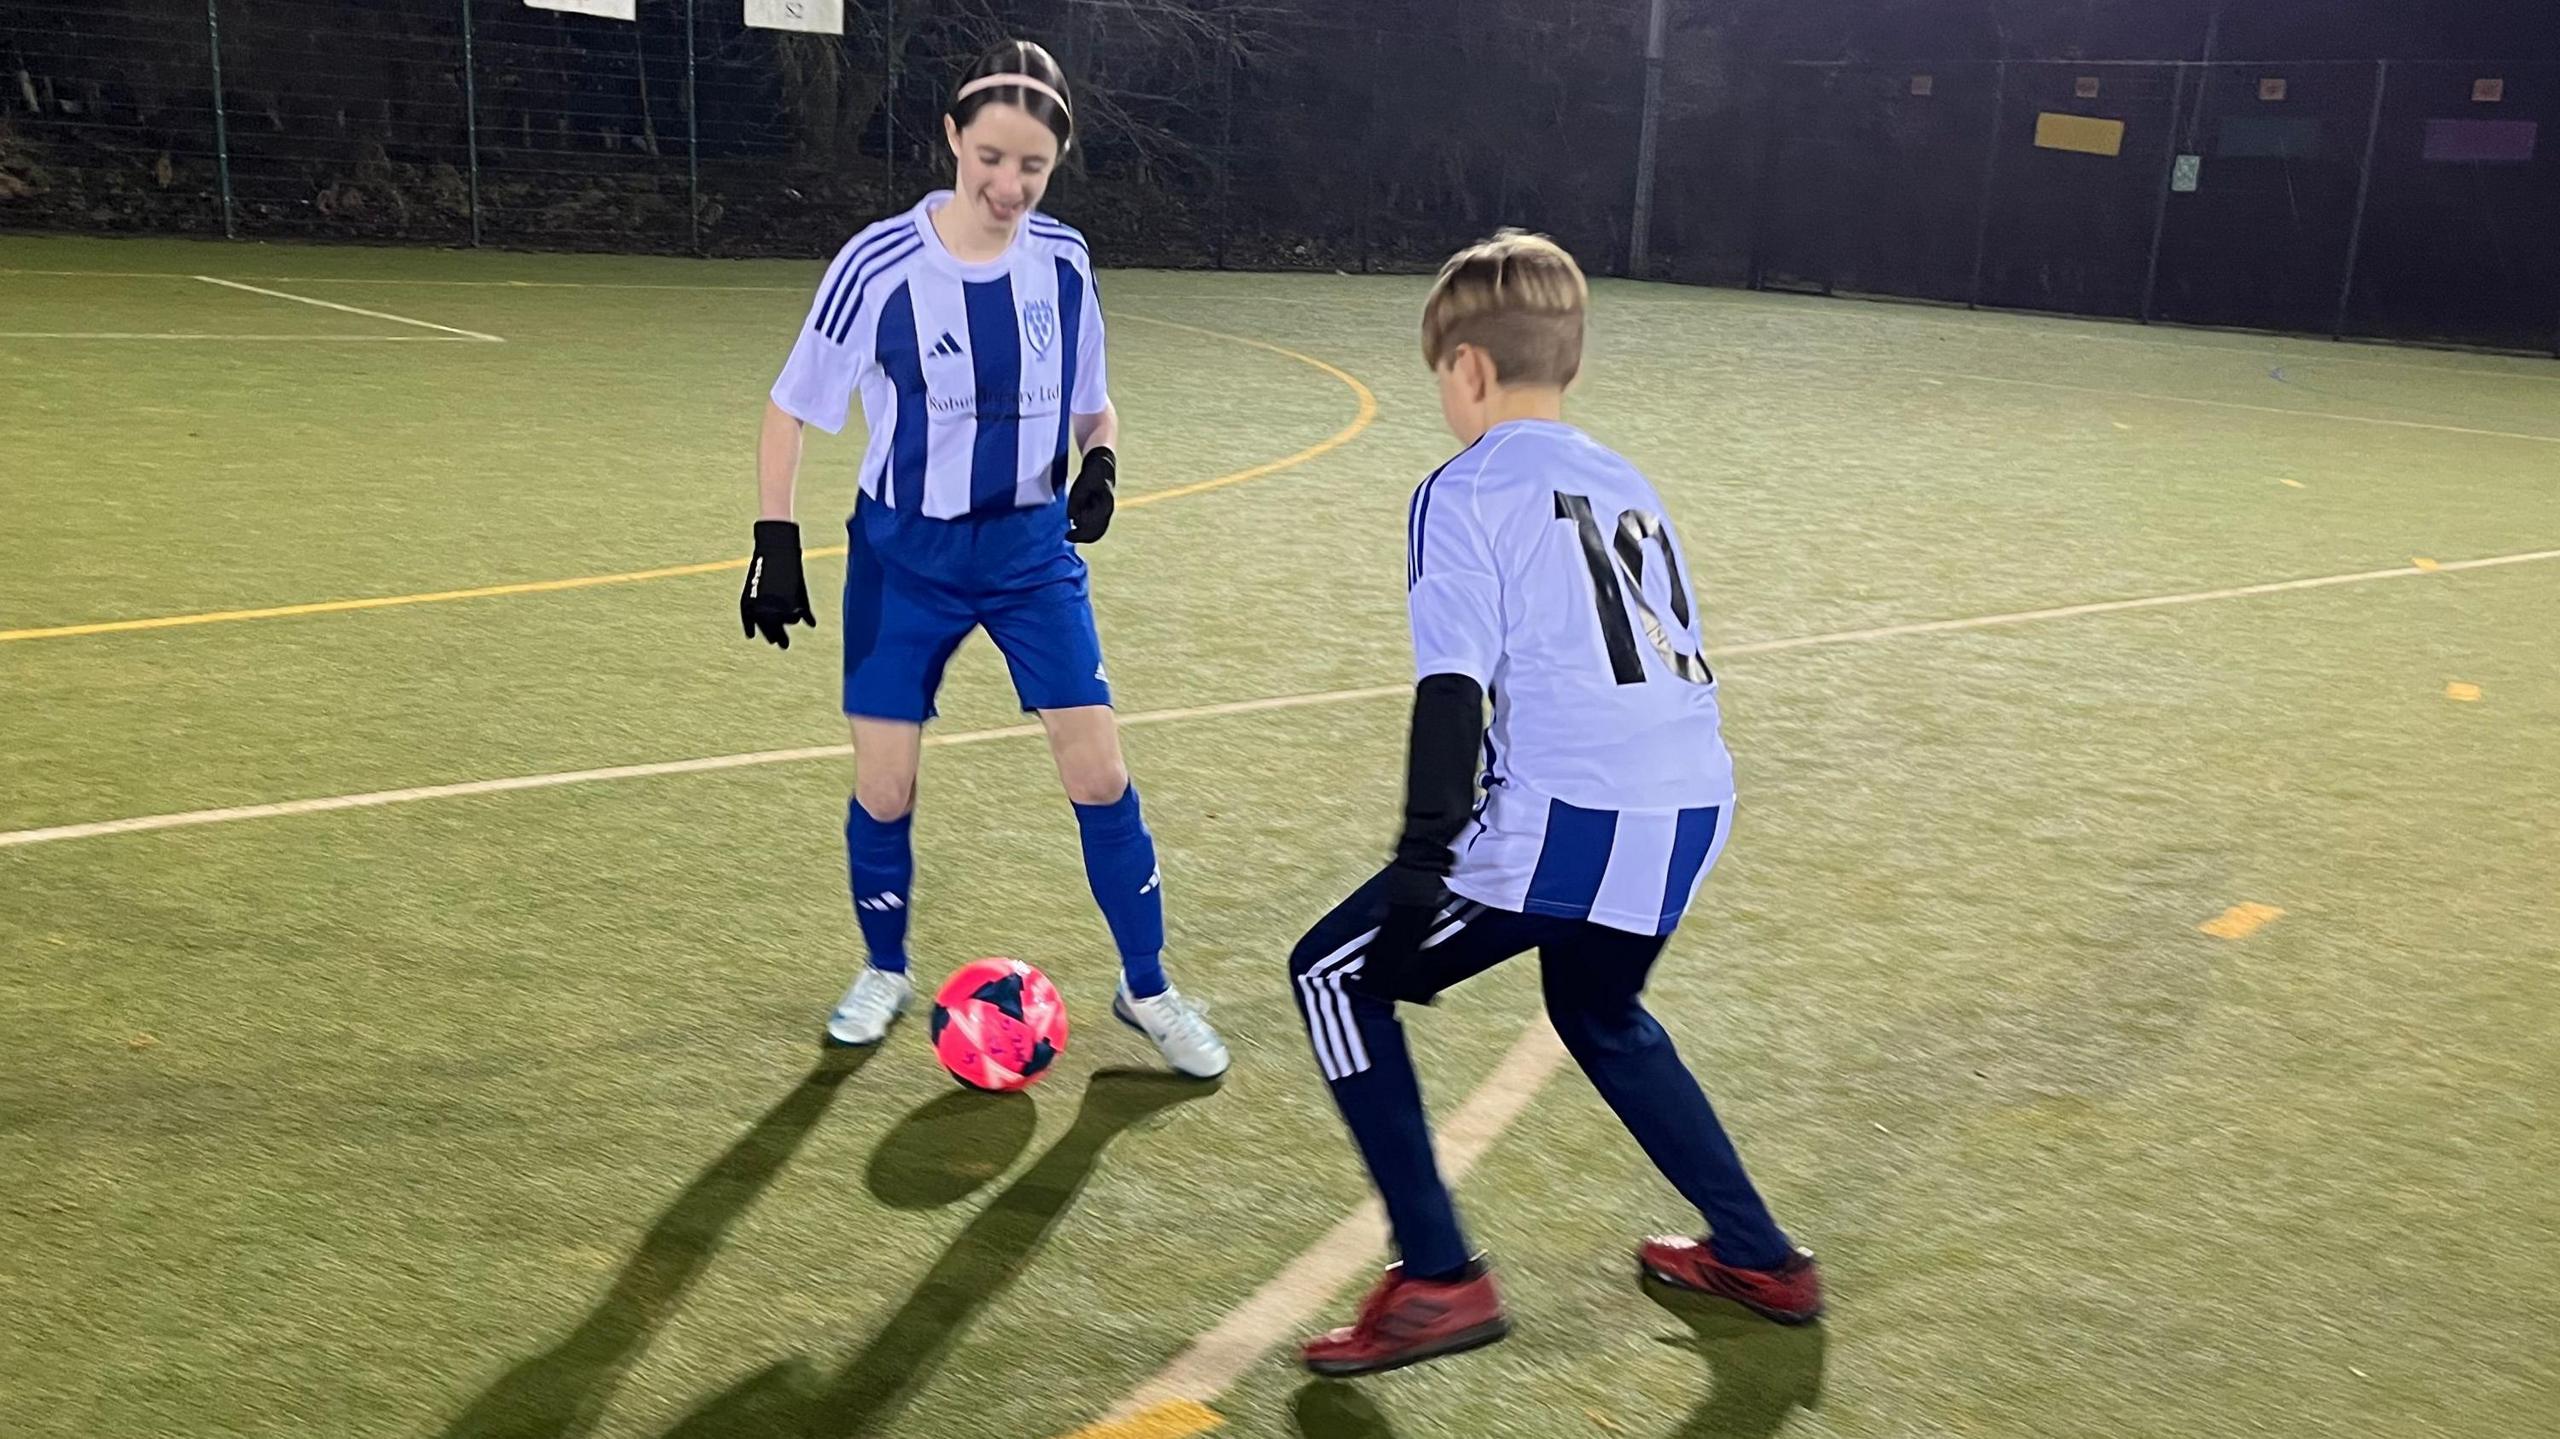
[769,192,1108,520]
[1409,419,1738,936]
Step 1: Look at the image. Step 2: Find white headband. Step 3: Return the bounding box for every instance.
[955,72,1071,119]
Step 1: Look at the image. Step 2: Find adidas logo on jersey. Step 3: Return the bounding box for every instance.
[928,332,965,359]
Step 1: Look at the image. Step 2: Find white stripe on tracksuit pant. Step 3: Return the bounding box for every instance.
[1294,898,1485,1081]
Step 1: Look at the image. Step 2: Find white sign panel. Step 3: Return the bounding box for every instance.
[526,0,637,21]
[746,0,844,35]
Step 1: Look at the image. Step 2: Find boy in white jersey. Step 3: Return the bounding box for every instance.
[1293,233,1822,1377]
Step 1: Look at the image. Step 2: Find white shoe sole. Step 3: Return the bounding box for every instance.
[1112,993,1231,1080]
[821,1013,901,1048]
[823,983,911,1049]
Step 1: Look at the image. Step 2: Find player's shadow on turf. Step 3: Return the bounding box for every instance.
[660,1068,1217,1439]
[434,1049,874,1439]
[1292,1380,1399,1439]
[1645,1286,1828,1438]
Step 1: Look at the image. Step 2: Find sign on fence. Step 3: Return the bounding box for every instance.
[525,0,636,20]
[2034,112,2127,157]
[745,0,845,35]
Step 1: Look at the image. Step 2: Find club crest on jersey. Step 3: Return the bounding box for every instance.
[1022,299,1058,358]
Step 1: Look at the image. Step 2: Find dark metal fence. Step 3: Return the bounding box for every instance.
[5,5,2552,354]
[1,0,1674,271]
[1751,58,2560,353]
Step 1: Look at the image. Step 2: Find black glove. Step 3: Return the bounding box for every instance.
[740,519,816,649]
[1067,445,1117,545]
[1363,859,1450,999]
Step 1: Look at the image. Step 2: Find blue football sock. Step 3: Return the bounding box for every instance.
[1072,784,1167,997]
[845,799,913,974]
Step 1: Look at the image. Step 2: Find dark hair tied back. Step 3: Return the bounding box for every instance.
[948,40,1074,152]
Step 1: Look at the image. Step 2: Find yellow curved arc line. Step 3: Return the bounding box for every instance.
[0,314,1378,644]
[1116,315,1380,510]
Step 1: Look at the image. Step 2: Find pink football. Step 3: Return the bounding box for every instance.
[930,958,1068,1093]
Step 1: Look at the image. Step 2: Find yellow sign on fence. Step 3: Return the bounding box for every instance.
[2034,112,2127,156]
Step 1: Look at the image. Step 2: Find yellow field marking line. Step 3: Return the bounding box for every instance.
[2198,903,2285,939]
[0,557,760,642]
[192,275,507,342]
[1060,1399,1228,1439]
[1884,366,2560,446]
[1117,315,1378,510]
[0,315,1375,645]
[9,544,2555,850]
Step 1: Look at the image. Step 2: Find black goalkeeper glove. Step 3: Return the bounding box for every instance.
[1067,445,1117,545]
[740,519,816,649]
[1366,859,1449,986]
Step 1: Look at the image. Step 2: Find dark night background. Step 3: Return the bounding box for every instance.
[3,1,2555,344]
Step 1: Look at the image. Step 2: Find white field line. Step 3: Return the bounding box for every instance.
[192,275,506,342]
[0,332,484,342]
[1740,291,2560,385]
[1098,1023,1572,1429]
[1887,366,2560,445]
[8,548,2555,853]
[12,265,2549,382]
[0,688,1398,850]
[0,267,799,293]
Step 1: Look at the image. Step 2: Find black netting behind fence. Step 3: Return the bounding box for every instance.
[2349,61,2559,351]
[4,4,2554,354]
[1752,57,2558,353]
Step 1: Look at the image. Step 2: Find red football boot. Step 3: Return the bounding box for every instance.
[1301,1262,1512,1377]
[1638,1236,1825,1324]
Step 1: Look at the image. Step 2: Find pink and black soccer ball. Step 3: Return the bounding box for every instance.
[930,958,1068,1093]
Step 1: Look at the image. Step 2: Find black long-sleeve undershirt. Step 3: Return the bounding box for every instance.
[1388,672,1486,896]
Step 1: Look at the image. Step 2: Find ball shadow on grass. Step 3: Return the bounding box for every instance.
[865,1088,1041,1210]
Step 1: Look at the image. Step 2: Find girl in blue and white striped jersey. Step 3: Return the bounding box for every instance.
[739,41,1227,1079]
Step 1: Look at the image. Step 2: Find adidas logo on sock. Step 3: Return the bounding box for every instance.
[1138,869,1162,897]
[858,893,906,912]
[929,332,965,359]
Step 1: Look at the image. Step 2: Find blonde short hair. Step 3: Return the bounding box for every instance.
[1420,230,1589,387]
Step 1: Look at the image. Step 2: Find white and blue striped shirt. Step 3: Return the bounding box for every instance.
[770,192,1109,520]
[1410,420,1738,936]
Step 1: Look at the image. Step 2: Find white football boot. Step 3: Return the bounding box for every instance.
[1113,981,1231,1080]
[824,967,913,1047]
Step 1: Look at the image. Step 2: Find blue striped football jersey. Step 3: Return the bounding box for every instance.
[1409,419,1737,936]
[770,193,1108,520]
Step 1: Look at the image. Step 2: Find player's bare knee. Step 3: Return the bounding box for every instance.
[853,773,916,822]
[1058,758,1130,808]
